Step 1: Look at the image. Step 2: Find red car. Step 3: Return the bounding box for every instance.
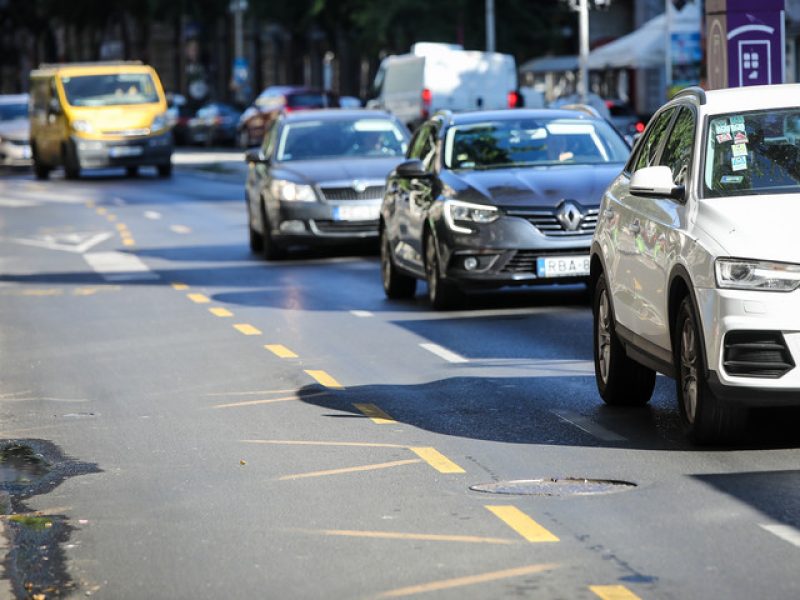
[237,86,339,147]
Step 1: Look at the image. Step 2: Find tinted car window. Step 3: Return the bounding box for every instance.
[287,93,335,109]
[275,118,408,161]
[443,117,628,170]
[704,108,800,197]
[659,107,695,184]
[632,108,675,172]
[0,102,27,121]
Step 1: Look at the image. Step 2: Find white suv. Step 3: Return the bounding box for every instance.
[590,85,800,443]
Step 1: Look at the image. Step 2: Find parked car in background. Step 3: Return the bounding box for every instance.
[237,86,338,147]
[166,93,193,145]
[591,84,800,444]
[187,102,240,146]
[604,98,646,139]
[0,94,32,167]
[380,108,630,309]
[29,61,173,179]
[245,109,410,259]
[369,42,519,130]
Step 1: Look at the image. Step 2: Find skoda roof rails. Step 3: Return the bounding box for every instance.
[672,86,707,105]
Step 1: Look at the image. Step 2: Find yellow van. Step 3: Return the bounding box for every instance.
[29,61,173,179]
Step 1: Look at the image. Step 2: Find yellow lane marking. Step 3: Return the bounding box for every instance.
[122,238,135,247]
[279,458,421,480]
[85,201,95,208]
[20,289,62,296]
[589,585,643,600]
[409,447,465,474]
[209,307,233,317]
[187,293,211,304]
[377,563,558,598]
[354,403,395,424]
[96,207,107,215]
[485,505,559,543]
[301,529,517,545]
[206,389,297,397]
[115,223,128,231]
[265,344,298,358]
[106,214,117,222]
[213,391,328,409]
[305,370,344,389]
[234,323,262,335]
[242,440,406,449]
[171,282,189,291]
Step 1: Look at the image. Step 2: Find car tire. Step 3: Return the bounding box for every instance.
[126,166,139,178]
[247,196,264,253]
[238,129,250,149]
[424,232,461,310]
[260,202,286,261]
[63,142,80,180]
[32,147,50,181]
[593,272,655,406]
[381,226,416,299]
[157,162,173,178]
[674,296,746,444]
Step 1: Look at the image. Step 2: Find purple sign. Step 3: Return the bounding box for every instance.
[726,6,785,87]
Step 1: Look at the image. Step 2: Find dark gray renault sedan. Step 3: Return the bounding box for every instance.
[245,109,410,259]
[380,109,630,308]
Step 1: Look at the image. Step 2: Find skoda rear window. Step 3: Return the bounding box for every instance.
[704,108,800,197]
[61,73,159,107]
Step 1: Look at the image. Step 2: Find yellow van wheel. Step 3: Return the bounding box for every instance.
[62,142,81,180]
[32,146,50,181]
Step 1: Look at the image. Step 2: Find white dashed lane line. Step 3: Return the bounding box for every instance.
[761,524,800,548]
[350,310,373,318]
[83,252,159,282]
[419,343,468,364]
[144,211,162,220]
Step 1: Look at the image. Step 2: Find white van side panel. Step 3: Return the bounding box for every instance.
[382,56,425,127]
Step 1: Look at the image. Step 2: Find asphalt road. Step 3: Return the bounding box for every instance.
[0,157,798,599]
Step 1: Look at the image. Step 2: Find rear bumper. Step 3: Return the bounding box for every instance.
[0,140,32,166]
[73,134,173,168]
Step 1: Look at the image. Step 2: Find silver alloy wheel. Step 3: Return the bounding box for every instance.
[597,288,611,384]
[680,317,699,424]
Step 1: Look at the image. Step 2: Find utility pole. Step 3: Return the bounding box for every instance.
[578,0,589,103]
[229,0,250,105]
[486,0,496,52]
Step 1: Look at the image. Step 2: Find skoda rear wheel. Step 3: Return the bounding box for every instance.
[593,272,655,406]
[381,227,416,299]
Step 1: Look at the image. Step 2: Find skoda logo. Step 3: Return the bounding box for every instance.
[352,180,367,194]
[556,201,584,232]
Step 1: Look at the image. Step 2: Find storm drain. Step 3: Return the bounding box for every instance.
[470,478,637,497]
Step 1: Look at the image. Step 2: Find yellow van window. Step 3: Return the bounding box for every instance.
[60,73,159,107]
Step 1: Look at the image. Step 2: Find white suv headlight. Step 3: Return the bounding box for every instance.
[444,199,499,233]
[270,179,317,202]
[715,258,800,292]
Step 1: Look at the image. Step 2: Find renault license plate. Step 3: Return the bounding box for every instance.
[537,255,590,278]
[333,205,379,221]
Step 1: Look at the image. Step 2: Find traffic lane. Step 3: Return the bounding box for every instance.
[0,180,646,598]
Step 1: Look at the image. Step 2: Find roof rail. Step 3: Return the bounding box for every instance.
[36,60,144,70]
[672,86,707,105]
[559,103,602,119]
[432,109,454,124]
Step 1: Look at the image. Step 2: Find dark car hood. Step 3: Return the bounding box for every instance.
[445,163,624,208]
[0,119,29,141]
[274,157,404,185]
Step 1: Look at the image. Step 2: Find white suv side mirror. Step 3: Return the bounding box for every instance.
[630,165,685,201]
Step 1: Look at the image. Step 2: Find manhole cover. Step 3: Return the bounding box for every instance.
[470,478,636,496]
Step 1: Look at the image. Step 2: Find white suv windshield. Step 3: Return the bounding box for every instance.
[704,109,800,197]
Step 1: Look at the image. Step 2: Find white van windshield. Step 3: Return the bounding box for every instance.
[61,73,160,107]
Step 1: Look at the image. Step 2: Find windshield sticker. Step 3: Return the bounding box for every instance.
[731,122,746,133]
[716,133,733,143]
[715,123,731,135]
[731,155,748,171]
[721,175,744,184]
[730,115,745,126]
[731,143,748,157]
[733,131,749,144]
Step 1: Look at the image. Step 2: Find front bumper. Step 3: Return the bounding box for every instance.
[0,139,32,166]
[72,133,173,169]
[696,286,800,404]
[434,213,593,289]
[273,199,380,244]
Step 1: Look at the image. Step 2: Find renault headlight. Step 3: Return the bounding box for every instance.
[151,113,169,133]
[71,120,93,134]
[444,199,499,233]
[715,258,800,292]
[270,179,317,202]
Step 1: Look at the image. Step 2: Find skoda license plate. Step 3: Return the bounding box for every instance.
[333,205,379,221]
[537,255,590,278]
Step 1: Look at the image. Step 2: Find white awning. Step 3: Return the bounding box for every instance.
[587,3,701,70]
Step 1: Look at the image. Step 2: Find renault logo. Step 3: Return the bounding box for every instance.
[352,180,367,194]
[556,201,584,231]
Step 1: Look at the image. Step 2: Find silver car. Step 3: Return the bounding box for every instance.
[0,94,31,167]
[591,85,800,444]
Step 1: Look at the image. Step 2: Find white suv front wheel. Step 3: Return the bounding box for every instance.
[593,273,656,406]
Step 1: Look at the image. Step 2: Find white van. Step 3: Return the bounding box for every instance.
[369,43,519,129]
